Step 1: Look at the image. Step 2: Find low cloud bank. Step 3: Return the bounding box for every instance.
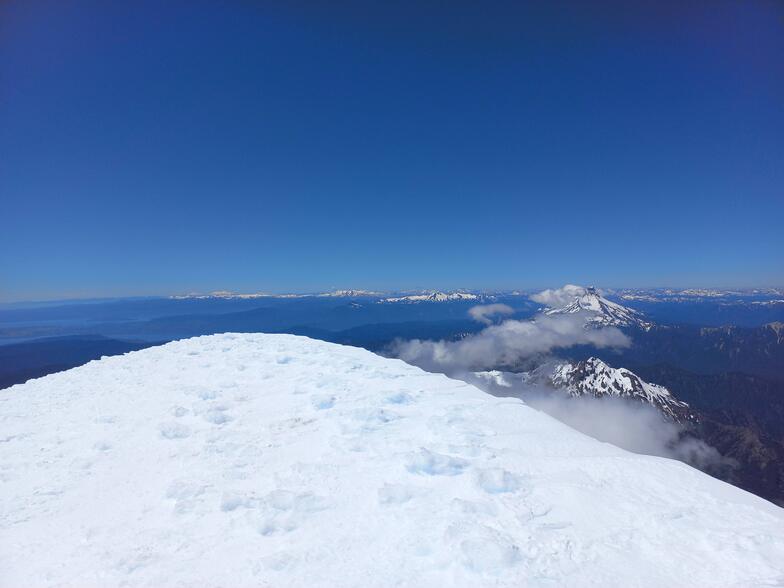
[531,392,726,469]
[467,375,733,473]
[468,303,514,325]
[529,284,588,307]
[392,313,629,372]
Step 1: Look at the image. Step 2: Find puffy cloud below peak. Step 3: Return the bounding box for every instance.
[530,284,587,308]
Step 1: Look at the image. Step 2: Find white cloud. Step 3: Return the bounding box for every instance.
[390,313,630,372]
[530,284,586,307]
[468,303,514,325]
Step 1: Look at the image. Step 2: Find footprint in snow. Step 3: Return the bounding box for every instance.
[93,441,112,452]
[476,468,524,494]
[353,408,400,431]
[171,405,189,417]
[460,535,522,573]
[378,483,424,505]
[311,395,335,410]
[221,491,256,512]
[203,409,232,425]
[406,448,469,476]
[251,490,330,536]
[159,422,191,439]
[445,522,522,573]
[166,479,207,514]
[384,391,413,405]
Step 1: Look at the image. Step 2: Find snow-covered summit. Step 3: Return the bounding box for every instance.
[2,334,783,587]
[381,291,481,303]
[475,358,689,421]
[543,286,653,330]
[544,357,688,420]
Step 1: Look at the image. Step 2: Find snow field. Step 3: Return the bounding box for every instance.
[1,333,783,587]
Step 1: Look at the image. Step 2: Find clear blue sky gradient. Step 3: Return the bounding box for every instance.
[1,1,782,301]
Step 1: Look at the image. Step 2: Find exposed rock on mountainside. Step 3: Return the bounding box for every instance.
[543,357,689,421]
[476,358,689,421]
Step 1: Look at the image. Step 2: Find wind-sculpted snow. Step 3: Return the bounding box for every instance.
[1,334,783,587]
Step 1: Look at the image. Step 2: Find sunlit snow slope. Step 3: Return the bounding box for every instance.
[2,334,783,587]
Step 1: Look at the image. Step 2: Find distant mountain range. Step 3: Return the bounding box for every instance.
[380,292,484,303]
[169,289,491,303]
[617,287,784,302]
[161,286,784,302]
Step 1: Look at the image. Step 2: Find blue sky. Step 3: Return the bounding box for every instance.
[1,1,782,301]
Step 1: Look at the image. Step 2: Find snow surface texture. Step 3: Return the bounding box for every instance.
[2,334,783,587]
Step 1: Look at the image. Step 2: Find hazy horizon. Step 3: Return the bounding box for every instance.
[3,282,783,306]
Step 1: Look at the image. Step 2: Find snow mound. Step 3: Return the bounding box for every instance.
[1,333,783,587]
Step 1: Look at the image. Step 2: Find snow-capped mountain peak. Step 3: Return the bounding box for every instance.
[544,286,653,330]
[546,357,688,420]
[380,291,481,303]
[477,357,690,421]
